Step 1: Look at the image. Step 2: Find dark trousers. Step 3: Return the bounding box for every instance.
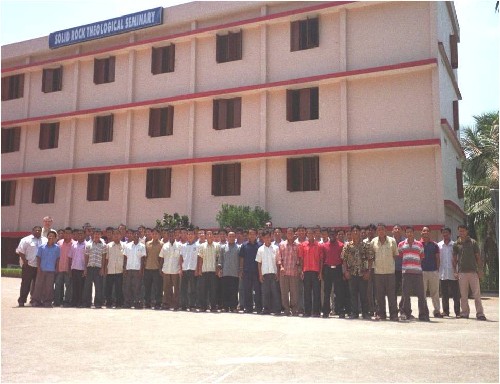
[303,271,321,316]
[198,271,217,310]
[348,275,369,316]
[162,273,180,309]
[401,273,429,318]
[180,270,197,309]
[367,269,376,313]
[441,279,460,316]
[105,273,124,307]
[32,270,56,306]
[216,275,224,308]
[18,264,37,305]
[243,271,262,312]
[123,270,143,307]
[395,270,403,312]
[262,273,281,313]
[71,269,85,307]
[54,272,72,305]
[374,273,398,318]
[222,276,239,310]
[143,269,162,306]
[322,265,345,315]
[343,278,352,314]
[84,267,103,307]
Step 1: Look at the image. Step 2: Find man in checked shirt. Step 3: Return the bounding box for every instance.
[278,227,300,316]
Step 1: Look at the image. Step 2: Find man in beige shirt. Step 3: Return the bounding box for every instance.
[370,223,399,321]
[105,229,124,308]
[144,228,163,309]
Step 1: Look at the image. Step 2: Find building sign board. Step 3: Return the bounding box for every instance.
[49,7,163,49]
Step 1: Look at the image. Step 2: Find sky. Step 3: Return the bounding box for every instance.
[0,0,498,128]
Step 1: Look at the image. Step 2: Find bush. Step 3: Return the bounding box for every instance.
[1,268,21,278]
[155,212,193,231]
[215,204,272,230]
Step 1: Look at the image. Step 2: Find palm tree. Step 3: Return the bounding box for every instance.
[461,111,499,289]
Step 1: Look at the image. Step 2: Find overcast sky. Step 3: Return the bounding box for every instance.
[1,0,498,128]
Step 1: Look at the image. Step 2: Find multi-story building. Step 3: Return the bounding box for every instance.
[1,1,464,260]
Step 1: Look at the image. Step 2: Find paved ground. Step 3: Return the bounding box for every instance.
[1,277,498,383]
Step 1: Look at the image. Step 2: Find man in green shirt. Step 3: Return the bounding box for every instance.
[452,225,486,320]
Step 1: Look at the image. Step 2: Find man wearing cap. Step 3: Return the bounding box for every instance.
[16,226,46,306]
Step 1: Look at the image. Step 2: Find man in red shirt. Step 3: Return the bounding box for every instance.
[298,228,324,317]
[321,229,345,318]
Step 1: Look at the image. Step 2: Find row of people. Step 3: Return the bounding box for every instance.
[16,222,486,321]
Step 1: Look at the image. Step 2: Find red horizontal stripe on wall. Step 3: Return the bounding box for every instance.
[1,58,437,127]
[1,138,441,180]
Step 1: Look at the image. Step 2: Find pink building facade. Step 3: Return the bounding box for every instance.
[1,1,464,239]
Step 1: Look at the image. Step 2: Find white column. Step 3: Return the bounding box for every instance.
[339,8,347,71]
[122,110,133,224]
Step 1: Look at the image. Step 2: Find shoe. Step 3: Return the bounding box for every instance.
[459,314,469,319]
[339,313,346,319]
[302,314,311,318]
[348,314,359,319]
[442,312,450,317]
[18,301,24,307]
[477,315,487,321]
[390,316,399,322]
[407,315,416,321]
[400,314,407,321]
[419,316,430,322]
[433,312,443,318]
[94,306,102,309]
[322,313,329,318]
[362,314,371,320]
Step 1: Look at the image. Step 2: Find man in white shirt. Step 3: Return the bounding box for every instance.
[438,227,460,317]
[256,230,281,315]
[159,230,182,310]
[16,226,46,306]
[180,229,199,311]
[123,230,146,309]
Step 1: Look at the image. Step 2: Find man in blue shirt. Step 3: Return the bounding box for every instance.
[32,230,60,307]
[239,228,262,314]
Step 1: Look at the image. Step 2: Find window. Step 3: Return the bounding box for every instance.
[42,67,63,93]
[93,115,114,143]
[32,177,56,204]
[213,98,241,130]
[151,45,175,74]
[87,173,110,201]
[149,106,174,137]
[146,168,172,198]
[39,122,59,150]
[212,163,241,196]
[287,157,319,192]
[291,17,319,52]
[450,34,458,69]
[1,127,21,154]
[1,74,24,101]
[216,30,242,63]
[453,100,459,131]
[1,180,16,206]
[456,168,464,199]
[94,57,115,84]
[286,87,319,122]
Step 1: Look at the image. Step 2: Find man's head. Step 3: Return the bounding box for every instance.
[405,226,415,241]
[32,226,42,238]
[458,225,469,239]
[92,229,102,243]
[248,228,257,243]
[42,216,53,229]
[441,227,451,242]
[227,231,236,244]
[376,223,387,239]
[47,230,58,245]
[421,226,431,241]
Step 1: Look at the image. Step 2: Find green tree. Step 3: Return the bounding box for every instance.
[461,111,499,290]
[215,204,271,230]
[155,212,193,231]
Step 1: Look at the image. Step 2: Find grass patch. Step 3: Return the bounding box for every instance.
[1,268,21,278]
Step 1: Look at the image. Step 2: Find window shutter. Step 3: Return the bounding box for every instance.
[39,124,49,150]
[165,168,172,197]
[212,165,219,195]
[290,21,300,52]
[52,123,59,148]
[146,169,154,198]
[216,34,225,63]
[108,57,115,83]
[166,106,174,135]
[308,17,319,48]
[42,69,52,93]
[149,108,160,137]
[17,74,24,98]
[151,47,161,75]
[55,67,63,91]
[299,88,311,121]
[228,31,242,61]
[107,115,114,142]
[13,127,21,152]
[233,97,242,128]
[456,168,464,199]
[311,156,319,190]
[168,44,175,72]
[450,34,458,69]
[48,177,56,203]
[452,100,459,131]
[1,77,9,101]
[101,173,110,201]
[286,158,293,191]
[32,179,40,203]
[87,174,96,201]
[219,100,228,130]
[94,59,102,84]
[234,163,241,195]
[310,87,319,120]
[286,90,293,122]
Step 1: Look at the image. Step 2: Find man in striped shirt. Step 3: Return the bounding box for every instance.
[397,226,430,321]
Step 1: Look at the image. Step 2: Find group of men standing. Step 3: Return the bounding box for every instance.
[15,217,487,321]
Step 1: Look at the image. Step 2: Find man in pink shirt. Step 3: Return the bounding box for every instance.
[54,227,74,307]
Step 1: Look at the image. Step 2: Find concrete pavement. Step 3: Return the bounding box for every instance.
[1,277,498,383]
